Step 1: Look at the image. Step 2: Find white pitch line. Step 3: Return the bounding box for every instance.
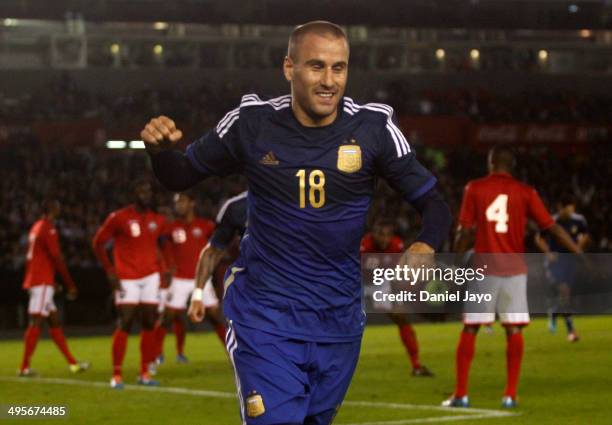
[344,400,515,416]
[1,377,518,424]
[340,413,515,425]
[0,376,235,399]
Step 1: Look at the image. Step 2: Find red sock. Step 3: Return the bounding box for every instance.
[140,330,155,375]
[173,318,186,356]
[20,326,41,371]
[504,332,524,398]
[455,331,477,397]
[49,327,76,365]
[214,324,227,346]
[112,329,128,376]
[398,324,421,369]
[154,324,166,358]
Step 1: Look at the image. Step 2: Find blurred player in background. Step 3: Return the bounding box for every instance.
[444,145,581,408]
[535,194,590,342]
[188,191,247,342]
[19,199,89,376]
[92,179,166,388]
[153,191,215,365]
[143,21,451,424]
[360,217,433,377]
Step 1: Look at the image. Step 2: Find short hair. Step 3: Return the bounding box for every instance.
[488,144,516,170]
[287,21,348,61]
[559,192,576,207]
[176,190,197,201]
[42,199,59,214]
[130,178,150,193]
[373,217,395,230]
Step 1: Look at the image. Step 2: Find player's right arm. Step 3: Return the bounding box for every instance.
[92,213,120,290]
[142,109,243,191]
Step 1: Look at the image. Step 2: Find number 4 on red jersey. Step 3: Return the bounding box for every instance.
[458,173,554,255]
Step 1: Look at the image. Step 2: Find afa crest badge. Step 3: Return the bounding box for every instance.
[246,391,265,418]
[337,145,362,173]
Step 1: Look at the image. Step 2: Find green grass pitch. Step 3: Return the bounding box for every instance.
[1,316,611,424]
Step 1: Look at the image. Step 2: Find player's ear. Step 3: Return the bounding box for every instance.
[283,56,293,82]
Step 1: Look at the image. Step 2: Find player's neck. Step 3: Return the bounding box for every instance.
[291,101,338,128]
[180,212,194,223]
[490,169,512,176]
[42,214,55,223]
[134,204,149,213]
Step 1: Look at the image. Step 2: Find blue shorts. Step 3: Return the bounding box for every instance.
[225,321,362,425]
[546,256,578,287]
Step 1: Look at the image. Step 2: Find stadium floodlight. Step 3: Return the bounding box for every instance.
[153,44,164,55]
[106,140,127,149]
[470,49,480,60]
[568,4,579,13]
[3,18,18,26]
[435,49,446,60]
[153,22,169,30]
[129,140,146,149]
[538,50,548,61]
[110,43,120,55]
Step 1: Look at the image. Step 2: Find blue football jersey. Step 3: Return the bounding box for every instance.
[186,94,436,341]
[210,191,247,250]
[549,213,588,253]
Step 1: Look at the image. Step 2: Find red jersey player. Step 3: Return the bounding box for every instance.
[360,218,433,377]
[443,145,580,408]
[20,199,89,376]
[153,191,215,365]
[92,180,166,388]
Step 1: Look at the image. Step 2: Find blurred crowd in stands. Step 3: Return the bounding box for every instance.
[1,78,611,270]
[2,76,612,128]
[383,82,612,123]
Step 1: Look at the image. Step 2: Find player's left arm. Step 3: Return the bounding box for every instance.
[158,221,175,287]
[454,183,476,255]
[409,189,453,254]
[188,243,226,323]
[534,231,553,253]
[157,244,173,288]
[375,113,452,254]
[45,226,77,297]
[576,217,590,251]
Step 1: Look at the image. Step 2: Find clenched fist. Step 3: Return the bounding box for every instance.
[141,115,183,151]
[188,299,206,323]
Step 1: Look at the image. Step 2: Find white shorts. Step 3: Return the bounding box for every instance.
[463,274,530,325]
[115,272,160,306]
[163,277,219,310]
[28,285,57,317]
[157,288,169,313]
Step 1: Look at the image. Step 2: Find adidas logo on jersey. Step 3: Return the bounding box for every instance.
[259,151,279,165]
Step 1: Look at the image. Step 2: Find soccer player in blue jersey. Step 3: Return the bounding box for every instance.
[141,21,452,425]
[535,194,590,342]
